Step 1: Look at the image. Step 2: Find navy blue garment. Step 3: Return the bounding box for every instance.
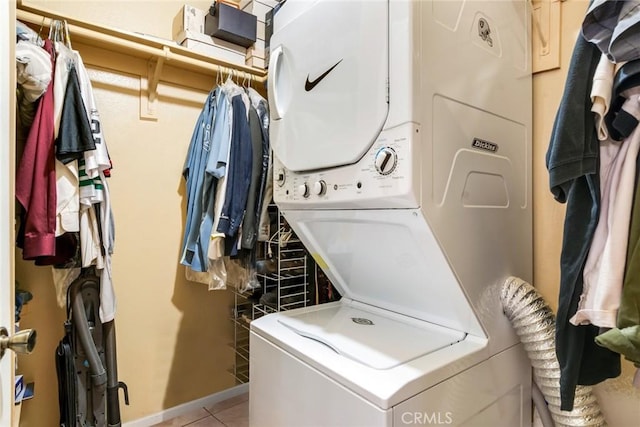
[546,33,621,411]
[56,66,96,164]
[240,106,264,249]
[217,95,253,254]
[247,97,270,249]
[546,38,599,202]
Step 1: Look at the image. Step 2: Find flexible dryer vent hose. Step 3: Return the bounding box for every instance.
[500,277,607,427]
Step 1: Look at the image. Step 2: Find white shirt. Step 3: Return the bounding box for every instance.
[572,94,640,327]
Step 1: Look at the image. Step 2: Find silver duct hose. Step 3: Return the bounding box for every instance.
[500,277,607,427]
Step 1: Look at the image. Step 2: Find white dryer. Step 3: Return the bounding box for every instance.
[250,0,532,426]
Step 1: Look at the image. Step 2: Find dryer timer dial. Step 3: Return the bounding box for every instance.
[374,147,398,175]
[298,182,310,198]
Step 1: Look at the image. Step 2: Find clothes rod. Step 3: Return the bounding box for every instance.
[15,5,268,83]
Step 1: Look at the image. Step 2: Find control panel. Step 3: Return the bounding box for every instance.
[374,147,398,175]
[273,123,420,209]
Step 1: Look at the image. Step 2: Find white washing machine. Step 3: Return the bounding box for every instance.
[250,0,532,426]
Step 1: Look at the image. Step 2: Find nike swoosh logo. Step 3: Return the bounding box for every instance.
[305,59,343,92]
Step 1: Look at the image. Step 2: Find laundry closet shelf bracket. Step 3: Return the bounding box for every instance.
[140,46,168,120]
[531,0,562,73]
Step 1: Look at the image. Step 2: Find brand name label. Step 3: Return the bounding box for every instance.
[472,138,498,152]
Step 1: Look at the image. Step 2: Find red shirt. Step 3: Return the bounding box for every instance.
[15,40,57,260]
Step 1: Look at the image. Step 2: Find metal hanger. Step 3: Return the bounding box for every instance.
[49,19,72,49]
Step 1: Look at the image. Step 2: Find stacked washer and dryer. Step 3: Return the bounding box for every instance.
[250,0,532,425]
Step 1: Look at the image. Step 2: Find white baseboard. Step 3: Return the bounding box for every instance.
[123,383,249,427]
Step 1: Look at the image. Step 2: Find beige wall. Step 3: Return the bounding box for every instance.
[13,0,640,425]
[533,1,640,425]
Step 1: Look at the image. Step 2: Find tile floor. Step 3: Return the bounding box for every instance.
[152,392,249,427]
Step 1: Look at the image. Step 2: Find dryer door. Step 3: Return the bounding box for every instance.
[268,0,389,172]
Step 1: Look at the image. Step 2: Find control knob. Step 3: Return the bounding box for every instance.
[276,168,286,187]
[313,180,327,196]
[298,182,310,198]
[374,147,397,175]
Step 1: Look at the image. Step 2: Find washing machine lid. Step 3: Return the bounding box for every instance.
[268,0,389,172]
[278,302,466,370]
